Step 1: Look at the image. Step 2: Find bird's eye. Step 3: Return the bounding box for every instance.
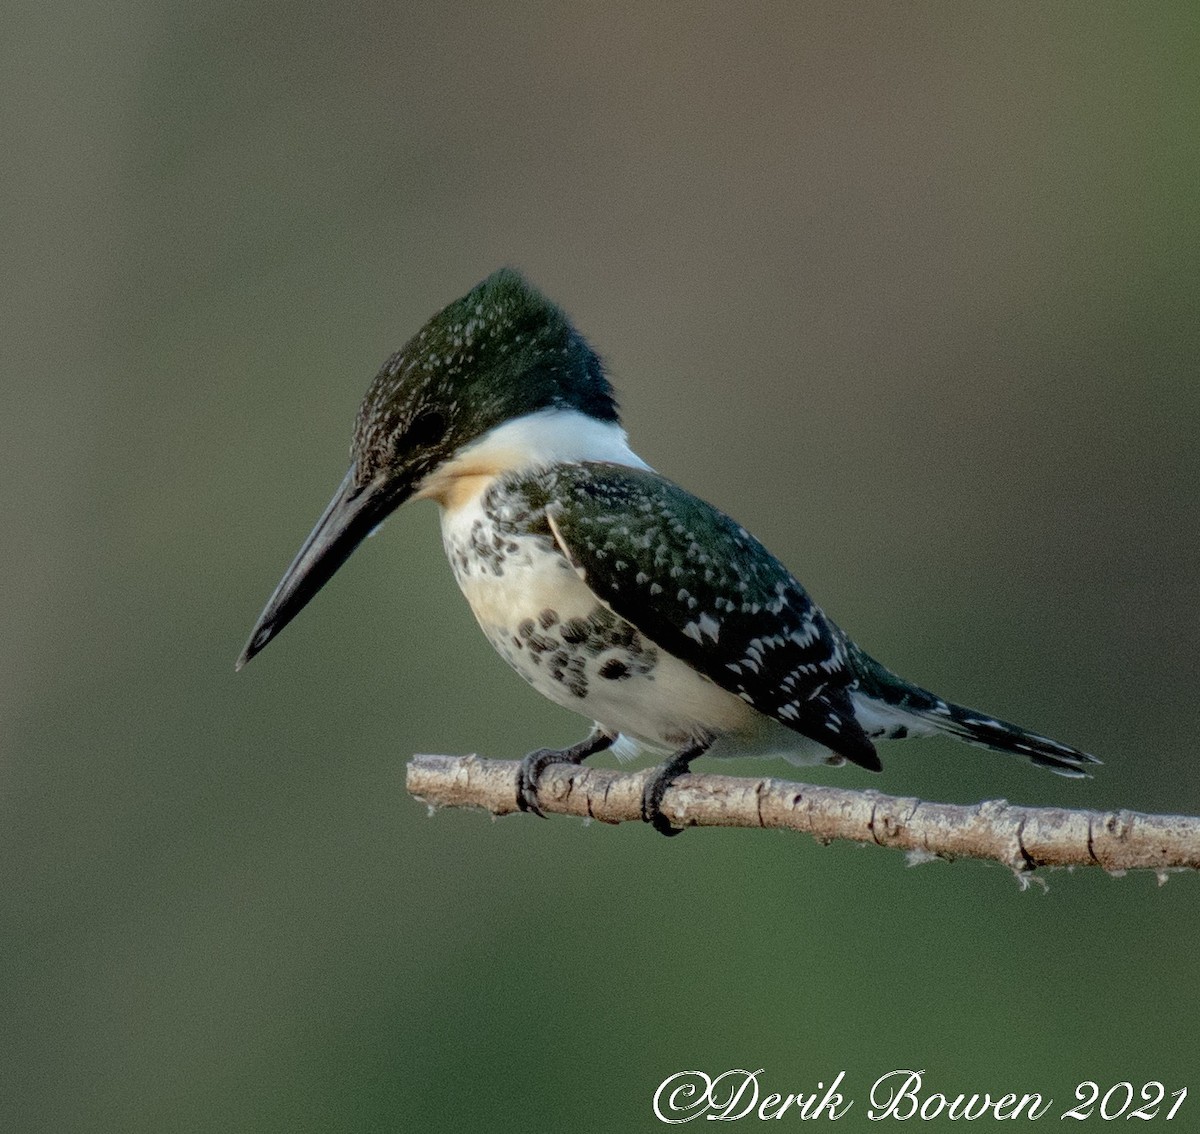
[406,409,447,448]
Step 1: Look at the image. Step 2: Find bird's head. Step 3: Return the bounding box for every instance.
[236,268,617,669]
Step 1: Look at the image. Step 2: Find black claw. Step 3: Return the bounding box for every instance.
[515,729,616,818]
[640,769,685,835]
[649,806,684,837]
[639,739,711,837]
[516,748,559,817]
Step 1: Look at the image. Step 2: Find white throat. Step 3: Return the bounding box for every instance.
[415,407,650,508]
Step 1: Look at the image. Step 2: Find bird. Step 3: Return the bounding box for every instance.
[237,268,1098,834]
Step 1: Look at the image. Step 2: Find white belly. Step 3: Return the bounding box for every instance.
[438,486,834,764]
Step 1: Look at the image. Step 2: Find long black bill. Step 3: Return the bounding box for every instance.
[236,466,409,670]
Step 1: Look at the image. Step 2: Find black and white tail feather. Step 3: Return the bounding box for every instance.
[847,644,1098,777]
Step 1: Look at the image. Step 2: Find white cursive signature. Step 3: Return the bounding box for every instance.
[652,1069,852,1123]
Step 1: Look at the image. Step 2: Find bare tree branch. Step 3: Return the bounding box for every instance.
[406,754,1200,875]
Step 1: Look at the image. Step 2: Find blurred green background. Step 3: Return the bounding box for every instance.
[5,3,1200,1131]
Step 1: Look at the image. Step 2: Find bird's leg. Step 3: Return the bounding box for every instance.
[516,725,616,818]
[641,737,713,837]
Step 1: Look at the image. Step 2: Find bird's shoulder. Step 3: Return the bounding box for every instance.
[499,461,801,604]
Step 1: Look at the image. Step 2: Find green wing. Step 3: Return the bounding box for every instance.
[515,462,880,770]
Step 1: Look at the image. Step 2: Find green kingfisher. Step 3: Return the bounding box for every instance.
[237,269,1097,834]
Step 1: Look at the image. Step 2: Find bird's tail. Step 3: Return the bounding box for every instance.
[847,644,1100,777]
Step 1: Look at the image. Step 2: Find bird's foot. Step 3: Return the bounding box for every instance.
[515,749,571,818]
[640,739,711,836]
[516,727,615,818]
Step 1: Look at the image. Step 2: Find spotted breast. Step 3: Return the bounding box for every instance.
[437,468,782,757]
